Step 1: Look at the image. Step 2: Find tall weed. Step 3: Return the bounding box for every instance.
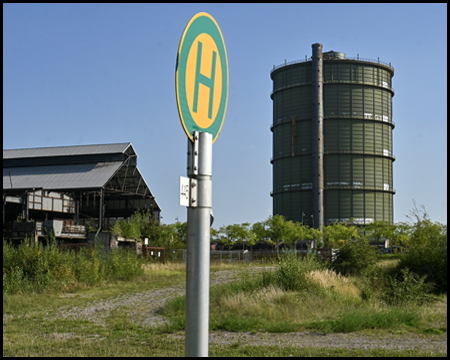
[383,268,436,306]
[3,239,144,294]
[274,253,324,292]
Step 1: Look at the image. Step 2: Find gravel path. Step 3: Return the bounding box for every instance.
[55,268,447,353]
[57,269,245,327]
[203,331,447,352]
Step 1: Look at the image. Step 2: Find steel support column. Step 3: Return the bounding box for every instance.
[312,43,324,231]
[185,131,212,357]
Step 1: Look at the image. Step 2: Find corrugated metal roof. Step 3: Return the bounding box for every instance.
[3,143,131,159]
[3,161,123,190]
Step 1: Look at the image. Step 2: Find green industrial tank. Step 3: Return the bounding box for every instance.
[270,45,395,227]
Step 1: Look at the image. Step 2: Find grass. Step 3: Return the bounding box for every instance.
[162,255,447,336]
[3,257,447,357]
[3,238,147,294]
[307,269,361,300]
[305,307,420,333]
[210,345,447,357]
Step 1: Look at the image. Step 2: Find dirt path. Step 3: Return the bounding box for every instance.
[203,331,447,352]
[57,269,246,327]
[56,268,447,353]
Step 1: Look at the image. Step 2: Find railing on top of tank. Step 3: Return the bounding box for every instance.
[271,58,311,74]
[345,57,394,71]
[270,57,394,75]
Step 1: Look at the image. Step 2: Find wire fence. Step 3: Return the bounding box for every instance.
[171,249,320,264]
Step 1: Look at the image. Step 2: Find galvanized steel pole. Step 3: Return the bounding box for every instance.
[186,131,212,357]
[312,43,324,231]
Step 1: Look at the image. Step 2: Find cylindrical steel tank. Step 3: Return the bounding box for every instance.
[270,47,395,227]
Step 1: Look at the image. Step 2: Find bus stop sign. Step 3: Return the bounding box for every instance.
[175,12,228,144]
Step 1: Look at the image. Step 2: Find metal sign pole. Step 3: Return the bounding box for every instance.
[186,131,212,357]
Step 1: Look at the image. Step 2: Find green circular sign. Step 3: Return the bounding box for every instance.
[176,13,228,144]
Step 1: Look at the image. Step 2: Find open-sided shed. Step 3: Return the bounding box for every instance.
[3,143,161,235]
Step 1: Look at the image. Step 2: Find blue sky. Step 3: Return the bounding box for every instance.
[3,4,447,227]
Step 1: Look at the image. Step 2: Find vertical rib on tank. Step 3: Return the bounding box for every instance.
[270,46,395,226]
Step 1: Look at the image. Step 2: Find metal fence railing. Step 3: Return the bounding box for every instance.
[171,249,324,264]
[270,56,393,76]
[171,250,253,264]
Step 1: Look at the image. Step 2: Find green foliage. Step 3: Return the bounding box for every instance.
[111,210,187,252]
[383,268,436,306]
[330,238,378,276]
[356,264,387,302]
[251,221,268,241]
[162,252,445,336]
[218,223,254,250]
[273,253,324,291]
[210,227,220,243]
[391,221,412,247]
[3,267,33,294]
[265,215,294,250]
[149,222,187,251]
[365,220,395,246]
[322,221,360,248]
[3,238,144,294]
[174,221,188,244]
[306,307,420,333]
[397,203,447,293]
[111,211,149,239]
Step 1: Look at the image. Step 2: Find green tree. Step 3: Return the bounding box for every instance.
[321,221,360,248]
[365,220,395,247]
[309,227,323,249]
[266,215,297,253]
[391,222,412,247]
[294,222,313,242]
[174,221,188,244]
[210,227,220,244]
[251,221,269,242]
[218,223,250,250]
[238,222,257,250]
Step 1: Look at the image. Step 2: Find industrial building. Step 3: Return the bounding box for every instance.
[270,43,395,229]
[3,143,160,245]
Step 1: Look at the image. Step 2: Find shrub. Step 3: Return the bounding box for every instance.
[330,238,378,276]
[274,253,323,292]
[397,207,447,293]
[384,268,436,306]
[3,266,32,294]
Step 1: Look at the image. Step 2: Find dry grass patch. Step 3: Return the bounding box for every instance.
[417,298,448,330]
[216,284,340,325]
[307,269,360,300]
[376,258,400,271]
[142,262,186,275]
[220,285,286,313]
[218,285,306,322]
